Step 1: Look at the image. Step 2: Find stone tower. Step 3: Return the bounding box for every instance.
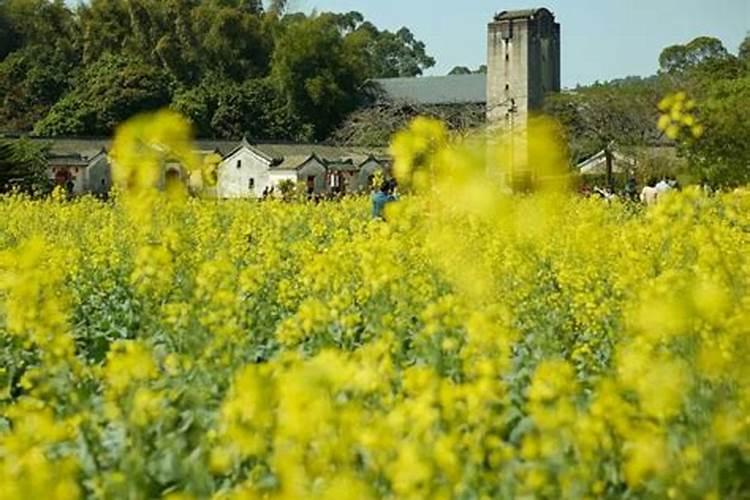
[487,8,560,126]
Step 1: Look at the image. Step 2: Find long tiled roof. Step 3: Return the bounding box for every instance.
[9,136,387,170]
[254,143,386,170]
[372,74,486,105]
[9,137,239,159]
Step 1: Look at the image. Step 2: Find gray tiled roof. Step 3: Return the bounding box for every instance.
[18,137,239,159]
[194,140,242,156]
[36,138,109,159]
[48,156,90,166]
[12,137,387,171]
[327,159,360,172]
[253,143,386,171]
[372,74,487,105]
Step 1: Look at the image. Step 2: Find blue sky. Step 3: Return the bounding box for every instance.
[291,0,750,87]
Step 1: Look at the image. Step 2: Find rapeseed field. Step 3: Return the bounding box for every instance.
[0,112,748,499]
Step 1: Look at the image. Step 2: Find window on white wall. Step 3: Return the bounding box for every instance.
[248,178,255,190]
[236,160,242,169]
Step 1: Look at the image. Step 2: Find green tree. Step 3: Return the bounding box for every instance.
[271,14,364,139]
[683,76,750,187]
[2,0,78,54]
[212,79,300,139]
[192,1,272,82]
[0,2,21,60]
[267,0,287,17]
[659,36,738,80]
[35,54,173,136]
[350,21,435,78]
[1,1,436,139]
[0,0,80,130]
[739,34,750,71]
[0,44,77,131]
[77,0,134,65]
[544,78,667,165]
[172,76,300,139]
[0,137,50,193]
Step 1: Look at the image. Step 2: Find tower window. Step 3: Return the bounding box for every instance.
[248,178,255,190]
[505,53,510,61]
[500,22,513,40]
[505,84,510,91]
[236,159,242,169]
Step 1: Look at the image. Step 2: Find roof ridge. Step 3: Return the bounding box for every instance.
[373,73,486,82]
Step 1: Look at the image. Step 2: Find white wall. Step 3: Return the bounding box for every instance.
[217,147,272,198]
[269,171,298,186]
[48,165,86,194]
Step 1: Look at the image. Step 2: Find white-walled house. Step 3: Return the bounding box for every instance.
[216,139,277,198]
[14,137,389,198]
[215,140,390,198]
[48,149,111,196]
[215,144,331,198]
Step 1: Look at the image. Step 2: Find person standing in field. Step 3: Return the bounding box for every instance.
[655,177,672,196]
[624,176,639,202]
[372,179,397,220]
[640,178,659,206]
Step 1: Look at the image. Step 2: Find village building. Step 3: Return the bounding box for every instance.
[215,140,389,198]
[374,8,562,187]
[486,8,561,126]
[4,7,559,197]
[45,139,113,196]
[11,136,389,198]
[373,8,561,127]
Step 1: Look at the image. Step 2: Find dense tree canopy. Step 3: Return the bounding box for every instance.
[34,54,174,136]
[659,37,732,74]
[683,76,750,187]
[0,0,436,140]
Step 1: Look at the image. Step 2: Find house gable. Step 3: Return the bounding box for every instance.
[217,142,275,199]
[577,149,636,176]
[357,156,389,192]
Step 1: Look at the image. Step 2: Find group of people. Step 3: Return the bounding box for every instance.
[373,174,686,220]
[581,176,681,205]
[638,177,681,205]
[261,186,276,199]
